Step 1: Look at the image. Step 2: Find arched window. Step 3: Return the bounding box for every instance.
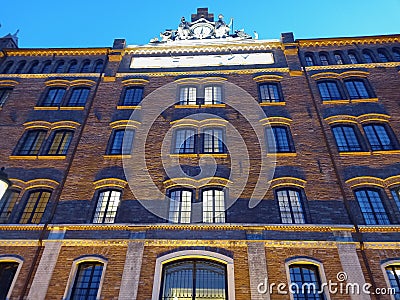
[331,124,362,152]
[19,189,52,224]
[27,60,39,73]
[168,189,192,223]
[0,88,12,108]
[93,60,104,73]
[173,128,196,154]
[354,188,390,225]
[160,259,227,300]
[317,80,342,101]
[319,53,329,66]
[0,258,23,300]
[14,61,26,74]
[362,50,375,63]
[179,86,197,105]
[304,53,315,66]
[0,189,20,223]
[384,264,400,297]
[80,60,91,73]
[69,261,105,299]
[67,60,78,73]
[275,188,306,224]
[54,60,65,73]
[92,189,121,223]
[334,53,344,64]
[363,123,397,151]
[348,52,359,64]
[202,188,225,223]
[46,130,73,155]
[66,87,90,107]
[344,78,371,99]
[266,126,295,153]
[378,49,390,62]
[1,61,13,74]
[258,82,283,103]
[40,61,52,74]
[393,48,400,61]
[288,263,326,299]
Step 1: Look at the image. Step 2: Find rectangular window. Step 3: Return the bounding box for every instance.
[202,128,224,153]
[108,129,135,155]
[93,190,121,223]
[259,83,282,103]
[67,88,90,107]
[363,124,395,151]
[276,189,305,224]
[19,190,51,224]
[41,88,66,107]
[317,81,342,100]
[204,86,222,104]
[266,126,295,153]
[179,87,197,105]
[344,79,370,99]
[70,262,104,299]
[0,88,12,107]
[355,189,390,225]
[121,87,143,106]
[47,130,73,155]
[173,129,196,154]
[0,190,19,223]
[168,190,192,223]
[332,125,362,152]
[17,130,47,155]
[202,189,225,223]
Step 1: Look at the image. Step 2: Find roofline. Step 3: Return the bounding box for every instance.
[3,47,111,57]
[297,33,400,47]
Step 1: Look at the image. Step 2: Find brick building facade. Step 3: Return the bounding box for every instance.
[0,8,400,300]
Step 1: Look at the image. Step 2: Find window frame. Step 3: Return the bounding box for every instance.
[167,188,193,224]
[54,60,65,73]
[201,127,226,154]
[19,189,52,224]
[120,86,144,106]
[15,129,47,156]
[362,123,397,151]
[362,50,375,63]
[39,87,67,107]
[381,261,400,300]
[393,48,400,61]
[201,188,226,223]
[348,52,359,64]
[317,80,343,101]
[14,61,26,74]
[0,88,12,108]
[344,78,373,100]
[67,60,78,73]
[304,53,315,66]
[266,126,296,153]
[178,86,197,105]
[331,124,363,152]
[106,129,135,155]
[0,189,20,224]
[40,61,52,74]
[172,128,197,154]
[354,187,391,225]
[377,49,390,62]
[27,60,39,73]
[275,188,306,224]
[0,256,23,300]
[203,84,223,105]
[258,82,283,103]
[1,62,13,74]
[63,256,107,300]
[92,189,122,224]
[80,60,91,73]
[46,129,74,156]
[93,60,104,73]
[319,53,330,66]
[333,52,344,65]
[66,87,90,107]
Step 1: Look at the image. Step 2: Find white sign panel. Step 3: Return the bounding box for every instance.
[130,52,274,69]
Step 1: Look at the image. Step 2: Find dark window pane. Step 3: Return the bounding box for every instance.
[385,266,400,299]
[41,62,52,74]
[68,61,78,73]
[80,61,90,73]
[363,124,395,151]
[71,262,104,300]
[305,55,314,66]
[355,189,390,225]
[122,87,143,106]
[19,190,51,224]
[55,61,65,73]
[2,62,13,74]
[0,88,12,107]
[378,51,389,62]
[363,52,374,63]
[15,61,26,74]
[317,81,341,100]
[94,61,103,73]
[289,265,325,300]
[67,88,90,106]
[344,80,370,99]
[332,125,362,152]
[0,262,19,300]
[109,129,134,155]
[319,54,329,65]
[0,190,19,223]
[28,61,39,73]
[334,54,343,64]
[41,88,66,107]
[47,131,73,155]
[259,83,282,102]
[18,130,47,155]
[266,126,294,153]
[348,53,359,64]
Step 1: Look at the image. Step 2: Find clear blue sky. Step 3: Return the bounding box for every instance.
[1,0,399,48]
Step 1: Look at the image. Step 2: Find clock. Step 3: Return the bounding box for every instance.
[192,23,214,39]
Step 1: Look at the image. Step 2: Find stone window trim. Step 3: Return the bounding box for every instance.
[381,260,400,300]
[151,249,235,300]
[62,255,108,300]
[0,255,23,300]
[285,257,331,300]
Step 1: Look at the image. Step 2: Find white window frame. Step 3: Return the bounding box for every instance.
[151,250,235,300]
[62,256,107,300]
[285,257,331,300]
[381,260,400,300]
[0,256,23,300]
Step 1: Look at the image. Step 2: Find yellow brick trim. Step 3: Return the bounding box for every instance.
[170,118,228,128]
[93,178,128,190]
[164,177,232,189]
[259,116,292,126]
[109,120,141,129]
[269,177,306,189]
[121,78,149,86]
[0,80,19,87]
[5,48,109,57]
[253,75,283,82]
[8,178,60,191]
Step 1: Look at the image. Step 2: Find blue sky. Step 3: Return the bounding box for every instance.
[1,0,399,48]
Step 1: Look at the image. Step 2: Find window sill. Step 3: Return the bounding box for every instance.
[116,105,141,110]
[34,106,85,111]
[103,154,132,159]
[199,153,228,158]
[372,150,400,155]
[34,106,59,111]
[9,155,38,160]
[339,151,371,156]
[322,100,350,104]
[38,155,66,160]
[9,155,67,160]
[351,97,378,103]
[169,153,228,158]
[267,152,297,157]
[174,104,200,108]
[260,102,285,106]
[201,104,226,108]
[169,153,198,158]
[60,106,85,110]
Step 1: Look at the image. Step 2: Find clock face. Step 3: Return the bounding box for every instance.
[192,24,213,39]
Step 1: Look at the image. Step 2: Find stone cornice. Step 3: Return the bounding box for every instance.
[4,48,110,57]
[298,34,400,47]
[306,62,400,71]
